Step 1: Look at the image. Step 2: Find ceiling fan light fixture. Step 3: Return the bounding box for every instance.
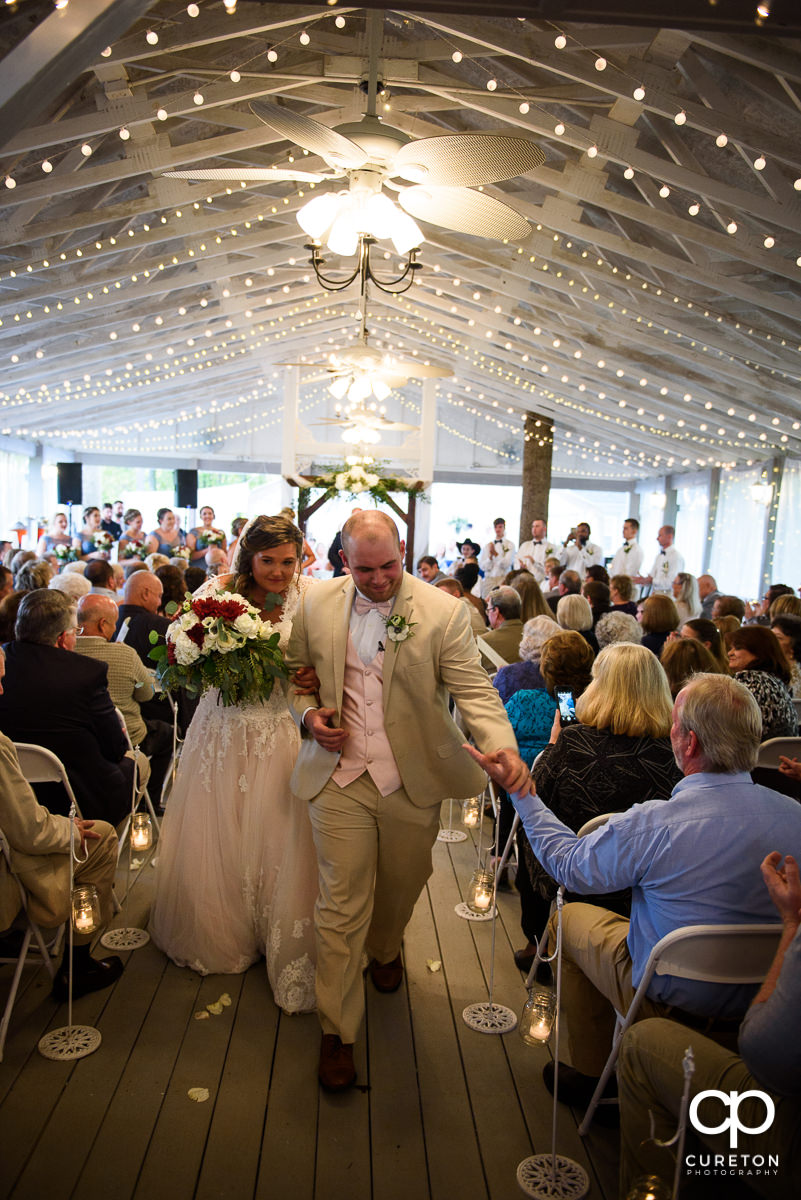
[342,425,381,445]
[297,191,341,240]
[349,375,373,403]
[372,378,392,402]
[329,375,351,400]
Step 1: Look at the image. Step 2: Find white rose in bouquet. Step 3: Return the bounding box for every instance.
[174,631,201,665]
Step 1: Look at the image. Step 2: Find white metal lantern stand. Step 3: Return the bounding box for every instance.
[623,1047,694,1200]
[462,788,518,1034]
[101,757,151,951]
[38,804,102,1061]
[437,796,468,843]
[516,890,590,1199]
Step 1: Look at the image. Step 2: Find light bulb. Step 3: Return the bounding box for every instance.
[146,29,158,45]
[267,48,278,62]
[519,101,530,114]
[486,78,497,91]
[554,122,565,136]
[4,176,16,189]
[595,57,607,71]
[659,184,670,198]
[81,143,93,156]
[587,144,598,158]
[156,107,168,121]
[674,110,686,125]
[193,91,204,105]
[389,208,424,256]
[230,69,240,82]
[297,191,341,240]
[119,126,130,140]
[716,133,728,147]
[187,3,199,15]
[100,46,112,58]
[335,15,346,28]
[763,235,775,248]
[554,34,567,49]
[452,50,462,63]
[688,202,700,215]
[633,86,645,101]
[41,160,53,173]
[299,30,310,45]
[753,154,766,170]
[727,220,737,234]
[623,166,634,180]
[223,0,237,11]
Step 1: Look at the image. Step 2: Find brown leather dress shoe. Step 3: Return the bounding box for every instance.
[318,1034,356,1092]
[368,953,403,993]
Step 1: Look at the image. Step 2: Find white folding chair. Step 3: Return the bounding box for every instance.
[576,812,612,839]
[476,636,509,673]
[0,824,63,1061]
[13,743,83,817]
[115,617,131,644]
[578,922,783,1135]
[756,735,801,768]
[113,709,161,859]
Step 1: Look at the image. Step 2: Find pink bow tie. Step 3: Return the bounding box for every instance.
[354,596,392,616]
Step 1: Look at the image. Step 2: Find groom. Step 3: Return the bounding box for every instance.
[286,511,528,1091]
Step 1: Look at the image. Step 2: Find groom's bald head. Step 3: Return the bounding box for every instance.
[341,511,401,556]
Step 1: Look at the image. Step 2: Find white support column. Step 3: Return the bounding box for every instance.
[281,366,300,479]
[420,379,437,484]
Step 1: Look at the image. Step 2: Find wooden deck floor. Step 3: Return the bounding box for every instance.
[0,806,619,1200]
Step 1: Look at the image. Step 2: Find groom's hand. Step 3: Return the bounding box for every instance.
[304,707,348,752]
[462,744,533,797]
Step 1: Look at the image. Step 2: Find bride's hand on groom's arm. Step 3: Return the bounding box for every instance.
[462,744,533,797]
[304,707,348,752]
[292,665,321,695]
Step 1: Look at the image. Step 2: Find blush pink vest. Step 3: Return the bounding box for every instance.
[333,632,402,797]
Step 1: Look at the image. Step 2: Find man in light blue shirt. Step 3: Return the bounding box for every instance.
[466,673,801,1101]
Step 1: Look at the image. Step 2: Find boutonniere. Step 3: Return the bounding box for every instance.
[623,542,632,553]
[546,544,555,557]
[585,546,594,557]
[383,612,416,645]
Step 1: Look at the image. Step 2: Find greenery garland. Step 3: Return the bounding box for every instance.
[296,459,429,507]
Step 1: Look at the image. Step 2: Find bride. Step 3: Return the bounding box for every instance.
[149,513,319,1013]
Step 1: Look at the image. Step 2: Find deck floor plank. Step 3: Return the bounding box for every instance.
[254,1009,320,1200]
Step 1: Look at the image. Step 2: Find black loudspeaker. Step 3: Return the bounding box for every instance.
[175,468,198,509]
[57,462,83,505]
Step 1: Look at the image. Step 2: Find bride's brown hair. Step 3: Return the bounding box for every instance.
[232,514,303,599]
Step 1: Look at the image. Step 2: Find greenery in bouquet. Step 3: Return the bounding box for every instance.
[119,541,148,560]
[92,530,114,551]
[54,544,79,564]
[200,529,225,547]
[148,590,288,707]
[172,545,191,560]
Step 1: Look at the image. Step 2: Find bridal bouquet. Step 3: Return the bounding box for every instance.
[149,591,287,707]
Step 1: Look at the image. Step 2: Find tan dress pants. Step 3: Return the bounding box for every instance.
[12,821,118,945]
[308,772,440,1044]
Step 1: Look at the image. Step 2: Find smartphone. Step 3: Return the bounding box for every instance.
[556,689,578,725]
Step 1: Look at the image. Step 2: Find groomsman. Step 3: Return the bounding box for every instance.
[634,525,684,595]
[515,518,556,582]
[478,517,516,597]
[609,517,643,578]
[559,522,604,579]
[286,511,527,1092]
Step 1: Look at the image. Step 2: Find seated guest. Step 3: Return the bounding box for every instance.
[697,573,722,619]
[36,512,78,562]
[725,625,797,740]
[595,610,641,650]
[0,723,123,1001]
[617,851,801,1198]
[556,593,598,654]
[144,553,169,573]
[75,595,173,806]
[0,566,12,603]
[771,593,801,619]
[582,580,612,628]
[584,564,610,586]
[204,547,228,577]
[480,586,524,668]
[609,573,638,616]
[541,558,562,602]
[547,568,581,614]
[0,590,147,824]
[417,555,446,585]
[470,673,801,1114]
[15,560,53,592]
[155,564,185,610]
[713,613,742,640]
[0,592,24,643]
[49,570,91,601]
[506,570,553,621]
[10,550,36,583]
[493,615,559,704]
[435,577,487,639]
[771,613,801,699]
[639,593,680,657]
[671,571,701,623]
[115,570,168,664]
[744,583,794,626]
[183,565,206,594]
[227,515,248,570]
[660,636,723,698]
[84,558,117,600]
[123,559,149,582]
[526,642,681,928]
[680,616,729,672]
[712,593,746,622]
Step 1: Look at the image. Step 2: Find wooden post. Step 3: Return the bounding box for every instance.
[519,413,554,544]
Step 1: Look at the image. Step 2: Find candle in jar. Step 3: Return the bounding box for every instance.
[74,908,95,932]
[474,887,492,909]
[132,828,150,849]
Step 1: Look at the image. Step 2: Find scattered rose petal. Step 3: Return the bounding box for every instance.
[206,1000,224,1015]
[219,993,232,1007]
[130,858,143,870]
[426,958,442,972]
[194,1011,210,1020]
[187,1087,209,1103]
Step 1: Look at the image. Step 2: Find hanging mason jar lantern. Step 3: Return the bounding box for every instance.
[518,986,557,1045]
[625,1176,671,1200]
[461,796,482,828]
[131,812,153,850]
[466,866,494,913]
[72,884,101,934]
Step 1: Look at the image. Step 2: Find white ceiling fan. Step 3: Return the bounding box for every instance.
[163,18,544,250]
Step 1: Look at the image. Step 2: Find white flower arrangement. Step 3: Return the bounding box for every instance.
[334,464,380,495]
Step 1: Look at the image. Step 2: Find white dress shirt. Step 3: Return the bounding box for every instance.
[609,540,644,578]
[559,540,604,579]
[515,537,557,582]
[647,545,684,593]
[478,538,516,596]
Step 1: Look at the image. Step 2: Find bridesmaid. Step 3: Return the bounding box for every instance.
[187,505,227,563]
[117,508,147,560]
[36,512,79,562]
[146,508,186,557]
[78,506,111,561]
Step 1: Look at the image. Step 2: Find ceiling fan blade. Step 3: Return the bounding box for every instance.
[250,100,367,170]
[394,133,544,187]
[163,167,323,183]
[382,356,452,380]
[379,420,419,432]
[399,185,531,242]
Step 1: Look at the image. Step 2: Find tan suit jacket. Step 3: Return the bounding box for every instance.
[285,572,517,806]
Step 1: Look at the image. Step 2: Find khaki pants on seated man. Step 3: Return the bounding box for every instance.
[548,902,685,1077]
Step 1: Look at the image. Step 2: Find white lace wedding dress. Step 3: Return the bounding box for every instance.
[149,574,318,1013]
